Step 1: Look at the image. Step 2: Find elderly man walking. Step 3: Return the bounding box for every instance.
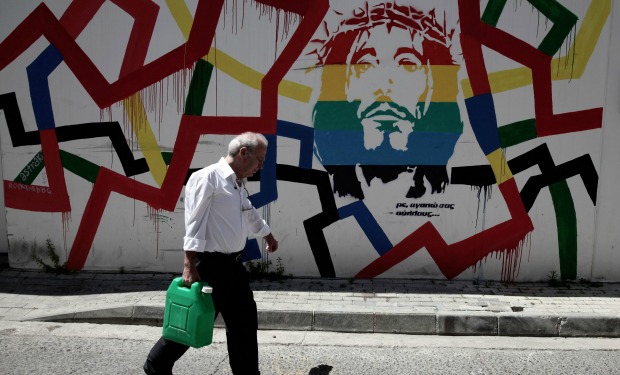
[144,132,278,375]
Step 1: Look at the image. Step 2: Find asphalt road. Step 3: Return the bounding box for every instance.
[1,321,619,374]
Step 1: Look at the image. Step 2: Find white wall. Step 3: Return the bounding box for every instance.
[592,1,620,280]
[0,0,618,281]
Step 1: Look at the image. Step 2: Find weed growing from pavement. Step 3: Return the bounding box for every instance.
[246,257,290,280]
[547,270,604,288]
[547,270,570,287]
[578,278,603,287]
[32,239,75,274]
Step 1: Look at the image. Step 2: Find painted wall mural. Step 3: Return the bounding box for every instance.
[0,0,614,281]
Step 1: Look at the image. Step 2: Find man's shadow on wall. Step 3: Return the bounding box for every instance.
[309,364,333,374]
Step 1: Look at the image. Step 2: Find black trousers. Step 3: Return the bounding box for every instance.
[144,251,260,375]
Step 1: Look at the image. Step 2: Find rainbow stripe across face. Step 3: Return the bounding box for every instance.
[313,64,463,166]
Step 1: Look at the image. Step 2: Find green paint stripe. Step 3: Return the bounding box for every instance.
[185,59,213,116]
[14,150,101,185]
[499,119,537,148]
[162,152,173,165]
[482,0,577,56]
[14,151,45,184]
[529,0,578,56]
[13,150,176,186]
[313,101,462,132]
[549,181,577,280]
[481,0,507,27]
[59,150,100,183]
[539,17,578,56]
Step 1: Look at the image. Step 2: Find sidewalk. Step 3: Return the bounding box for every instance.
[1,266,619,338]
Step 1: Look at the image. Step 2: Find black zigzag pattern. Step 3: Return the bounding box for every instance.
[275,164,339,277]
[450,143,598,211]
[0,92,148,176]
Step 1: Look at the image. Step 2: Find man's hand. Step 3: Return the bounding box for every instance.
[182,251,201,286]
[264,233,279,253]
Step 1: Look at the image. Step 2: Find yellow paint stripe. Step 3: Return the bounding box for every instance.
[317,64,461,102]
[553,0,610,79]
[461,68,532,99]
[487,148,513,184]
[166,0,312,102]
[123,94,167,186]
[204,49,312,102]
[461,0,610,98]
[166,0,193,39]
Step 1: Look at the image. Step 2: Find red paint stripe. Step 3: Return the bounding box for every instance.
[40,130,69,204]
[3,130,70,212]
[355,178,533,279]
[65,171,110,270]
[261,0,329,127]
[457,0,602,136]
[478,22,549,67]
[458,0,481,33]
[4,182,65,212]
[0,1,224,108]
[458,1,490,96]
[59,0,105,37]
[0,4,50,71]
[531,59,553,123]
[65,1,328,270]
[460,34,490,96]
[64,114,285,270]
[67,167,166,269]
[538,108,604,136]
[112,0,159,78]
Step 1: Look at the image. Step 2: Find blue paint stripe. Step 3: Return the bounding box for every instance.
[27,45,63,130]
[250,134,278,208]
[240,239,261,262]
[276,120,314,169]
[464,93,501,155]
[338,201,393,256]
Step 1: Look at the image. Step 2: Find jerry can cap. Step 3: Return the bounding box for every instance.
[201,286,213,294]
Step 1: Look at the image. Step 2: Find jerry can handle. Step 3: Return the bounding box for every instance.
[173,277,210,294]
[201,286,213,294]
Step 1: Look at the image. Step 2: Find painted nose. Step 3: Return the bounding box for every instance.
[373,78,394,98]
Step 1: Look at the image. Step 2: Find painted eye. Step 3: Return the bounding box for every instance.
[402,63,420,72]
[354,63,372,76]
[398,53,422,72]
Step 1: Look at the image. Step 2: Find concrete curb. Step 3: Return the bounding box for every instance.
[27,306,620,338]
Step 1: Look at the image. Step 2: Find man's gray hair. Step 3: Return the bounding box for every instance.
[228,132,268,157]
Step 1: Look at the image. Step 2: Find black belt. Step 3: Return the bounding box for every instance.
[201,250,243,262]
[229,250,243,262]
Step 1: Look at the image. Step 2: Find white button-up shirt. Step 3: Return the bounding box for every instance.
[183,157,271,253]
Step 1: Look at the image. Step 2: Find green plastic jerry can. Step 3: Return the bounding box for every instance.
[162,277,216,348]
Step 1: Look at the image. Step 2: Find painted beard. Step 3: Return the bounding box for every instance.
[358,101,420,151]
[312,99,462,199]
[313,99,462,167]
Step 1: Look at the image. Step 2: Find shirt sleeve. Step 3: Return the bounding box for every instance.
[183,173,214,252]
[244,206,271,238]
[242,189,271,238]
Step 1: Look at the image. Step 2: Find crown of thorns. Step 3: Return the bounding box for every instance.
[309,2,454,65]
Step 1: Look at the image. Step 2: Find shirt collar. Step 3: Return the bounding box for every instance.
[218,157,237,181]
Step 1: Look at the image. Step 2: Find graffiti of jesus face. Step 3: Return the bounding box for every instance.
[345,24,431,152]
[311,4,462,199]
